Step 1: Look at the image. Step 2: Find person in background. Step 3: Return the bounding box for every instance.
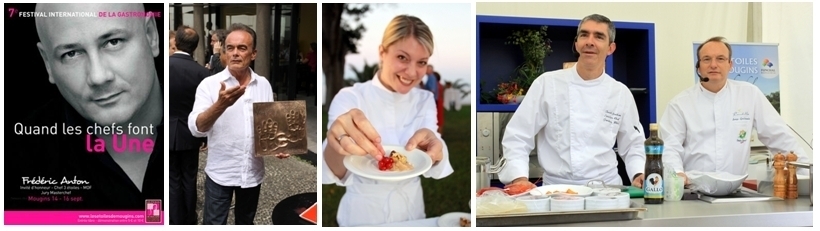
[321,15,453,227]
[498,13,646,188]
[443,81,459,111]
[302,42,318,105]
[660,36,810,184]
[206,29,227,75]
[434,72,445,136]
[424,65,439,100]
[169,30,177,56]
[169,25,210,225]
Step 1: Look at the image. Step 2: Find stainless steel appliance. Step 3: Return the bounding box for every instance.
[476,156,504,190]
[476,112,542,180]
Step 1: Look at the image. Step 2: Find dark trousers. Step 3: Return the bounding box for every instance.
[203,175,261,225]
[169,149,199,225]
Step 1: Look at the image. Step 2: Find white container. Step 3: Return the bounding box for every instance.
[549,196,584,211]
[598,192,630,209]
[531,184,594,197]
[591,188,621,196]
[515,195,550,213]
[585,195,621,210]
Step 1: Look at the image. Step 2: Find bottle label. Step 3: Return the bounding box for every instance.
[644,173,663,199]
[645,145,663,155]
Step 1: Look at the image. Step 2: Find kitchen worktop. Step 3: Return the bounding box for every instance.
[531,197,812,227]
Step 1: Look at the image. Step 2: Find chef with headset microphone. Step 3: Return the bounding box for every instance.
[658,36,810,186]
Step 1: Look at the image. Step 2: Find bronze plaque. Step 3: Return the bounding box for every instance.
[252,100,308,157]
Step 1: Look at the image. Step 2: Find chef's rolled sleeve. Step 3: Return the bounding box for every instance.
[659,103,687,174]
[498,77,549,184]
[419,93,454,179]
[188,77,215,137]
[752,88,811,176]
[321,139,355,186]
[617,89,647,179]
[423,137,454,179]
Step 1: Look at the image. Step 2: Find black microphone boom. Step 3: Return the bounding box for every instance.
[696,63,709,82]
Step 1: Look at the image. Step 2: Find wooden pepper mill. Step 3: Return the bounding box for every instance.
[786,151,799,199]
[773,152,786,199]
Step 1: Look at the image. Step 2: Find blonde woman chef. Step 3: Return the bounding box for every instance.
[321,15,454,227]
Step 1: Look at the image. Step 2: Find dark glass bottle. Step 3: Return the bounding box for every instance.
[644,123,664,204]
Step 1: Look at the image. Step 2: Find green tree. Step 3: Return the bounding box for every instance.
[766,91,781,114]
[345,61,378,86]
[323,4,371,104]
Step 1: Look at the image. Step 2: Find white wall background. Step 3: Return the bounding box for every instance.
[760,2,814,162]
[476,2,813,162]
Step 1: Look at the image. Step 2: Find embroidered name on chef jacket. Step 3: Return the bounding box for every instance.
[732,110,751,122]
[604,110,622,125]
[732,110,751,144]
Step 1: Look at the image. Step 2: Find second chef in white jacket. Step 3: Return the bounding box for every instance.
[321,15,454,227]
[499,14,647,188]
[660,36,810,184]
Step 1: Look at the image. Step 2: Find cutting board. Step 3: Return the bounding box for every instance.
[625,186,644,198]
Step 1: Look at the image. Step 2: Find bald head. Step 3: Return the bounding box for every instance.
[33,3,162,126]
[35,4,147,46]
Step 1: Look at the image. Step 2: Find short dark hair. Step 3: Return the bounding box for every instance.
[175,25,198,54]
[697,36,733,60]
[310,42,317,51]
[578,14,616,44]
[213,29,228,43]
[227,23,256,50]
[434,71,441,81]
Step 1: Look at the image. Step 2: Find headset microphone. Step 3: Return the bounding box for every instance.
[696,62,709,82]
[571,36,579,56]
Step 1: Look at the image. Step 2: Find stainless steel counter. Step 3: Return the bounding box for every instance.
[534,197,813,227]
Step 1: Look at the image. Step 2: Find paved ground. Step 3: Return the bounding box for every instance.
[193,93,318,225]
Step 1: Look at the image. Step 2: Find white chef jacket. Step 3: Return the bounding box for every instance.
[188,68,273,188]
[660,80,809,176]
[499,65,646,186]
[321,74,454,227]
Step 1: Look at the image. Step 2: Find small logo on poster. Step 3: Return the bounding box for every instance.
[145,199,162,223]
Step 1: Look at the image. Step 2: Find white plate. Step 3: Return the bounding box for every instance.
[438,212,471,227]
[687,171,748,196]
[530,184,594,197]
[343,145,433,181]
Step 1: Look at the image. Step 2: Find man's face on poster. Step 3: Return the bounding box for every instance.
[36,3,159,125]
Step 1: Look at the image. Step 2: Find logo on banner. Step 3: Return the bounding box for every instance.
[145,199,162,223]
[760,58,778,78]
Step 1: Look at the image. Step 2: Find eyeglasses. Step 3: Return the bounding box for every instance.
[700,57,729,64]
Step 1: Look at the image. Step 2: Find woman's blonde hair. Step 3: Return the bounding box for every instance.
[381,15,434,56]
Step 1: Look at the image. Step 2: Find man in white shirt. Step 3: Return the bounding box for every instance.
[188,23,287,225]
[660,36,810,184]
[499,14,646,188]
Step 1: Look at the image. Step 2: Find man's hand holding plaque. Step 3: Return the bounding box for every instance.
[275,153,291,159]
